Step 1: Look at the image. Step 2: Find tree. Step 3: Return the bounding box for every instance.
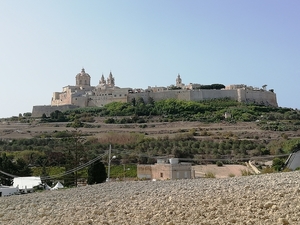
[14,158,32,176]
[87,160,107,184]
[137,97,145,105]
[41,113,47,122]
[148,97,155,105]
[0,154,15,185]
[0,154,32,186]
[50,110,67,122]
[131,98,136,107]
[272,158,285,171]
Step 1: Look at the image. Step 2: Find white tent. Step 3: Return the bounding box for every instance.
[44,184,52,190]
[51,181,64,190]
[13,177,42,193]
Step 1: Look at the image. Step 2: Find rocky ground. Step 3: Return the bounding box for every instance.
[1,171,300,225]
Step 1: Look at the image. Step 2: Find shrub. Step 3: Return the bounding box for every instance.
[261,167,275,174]
[272,157,285,171]
[216,161,223,167]
[204,171,216,178]
[104,118,115,124]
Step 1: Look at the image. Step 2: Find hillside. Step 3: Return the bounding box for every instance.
[1,99,300,181]
[1,119,299,141]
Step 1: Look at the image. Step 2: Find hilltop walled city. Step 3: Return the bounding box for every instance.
[32,68,277,117]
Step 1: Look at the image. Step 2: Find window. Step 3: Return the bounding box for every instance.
[160,173,163,178]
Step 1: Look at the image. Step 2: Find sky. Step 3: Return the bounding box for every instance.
[0,0,299,118]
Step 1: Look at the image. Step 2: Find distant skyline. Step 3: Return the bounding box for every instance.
[1,1,299,118]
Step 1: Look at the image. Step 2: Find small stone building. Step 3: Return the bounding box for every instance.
[137,158,194,180]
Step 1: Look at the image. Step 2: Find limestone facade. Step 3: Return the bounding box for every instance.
[31,68,278,117]
[137,158,193,180]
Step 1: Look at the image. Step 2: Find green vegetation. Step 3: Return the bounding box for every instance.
[0,153,32,185]
[216,161,223,167]
[108,165,137,179]
[195,84,225,90]
[34,98,300,125]
[87,160,107,184]
[204,171,216,178]
[272,157,286,171]
[1,98,300,183]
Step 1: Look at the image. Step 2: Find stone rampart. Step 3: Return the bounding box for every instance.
[31,105,79,118]
[128,89,277,107]
[190,89,238,101]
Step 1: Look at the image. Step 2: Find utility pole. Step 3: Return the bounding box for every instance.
[123,164,125,181]
[107,144,116,182]
[107,144,111,181]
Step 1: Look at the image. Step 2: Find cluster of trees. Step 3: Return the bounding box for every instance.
[41,110,67,122]
[0,132,109,187]
[0,153,32,185]
[195,84,225,90]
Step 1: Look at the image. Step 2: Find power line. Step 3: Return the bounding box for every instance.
[0,170,18,178]
[41,152,107,180]
[0,152,108,180]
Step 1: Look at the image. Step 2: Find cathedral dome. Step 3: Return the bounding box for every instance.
[76,68,90,78]
[76,68,91,86]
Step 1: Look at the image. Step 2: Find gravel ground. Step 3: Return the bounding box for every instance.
[1,171,300,225]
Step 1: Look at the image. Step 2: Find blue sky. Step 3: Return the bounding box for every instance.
[0,1,299,118]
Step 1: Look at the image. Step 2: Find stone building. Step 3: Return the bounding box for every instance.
[31,68,278,117]
[137,158,194,180]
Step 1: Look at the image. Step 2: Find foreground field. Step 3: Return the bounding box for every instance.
[0,171,299,224]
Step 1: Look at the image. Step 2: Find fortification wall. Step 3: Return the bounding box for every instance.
[31,105,79,118]
[87,96,128,107]
[148,91,178,102]
[88,93,128,107]
[128,90,186,103]
[243,89,278,107]
[189,89,277,107]
[177,91,191,101]
[190,89,238,101]
[127,89,277,107]
[72,96,88,107]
